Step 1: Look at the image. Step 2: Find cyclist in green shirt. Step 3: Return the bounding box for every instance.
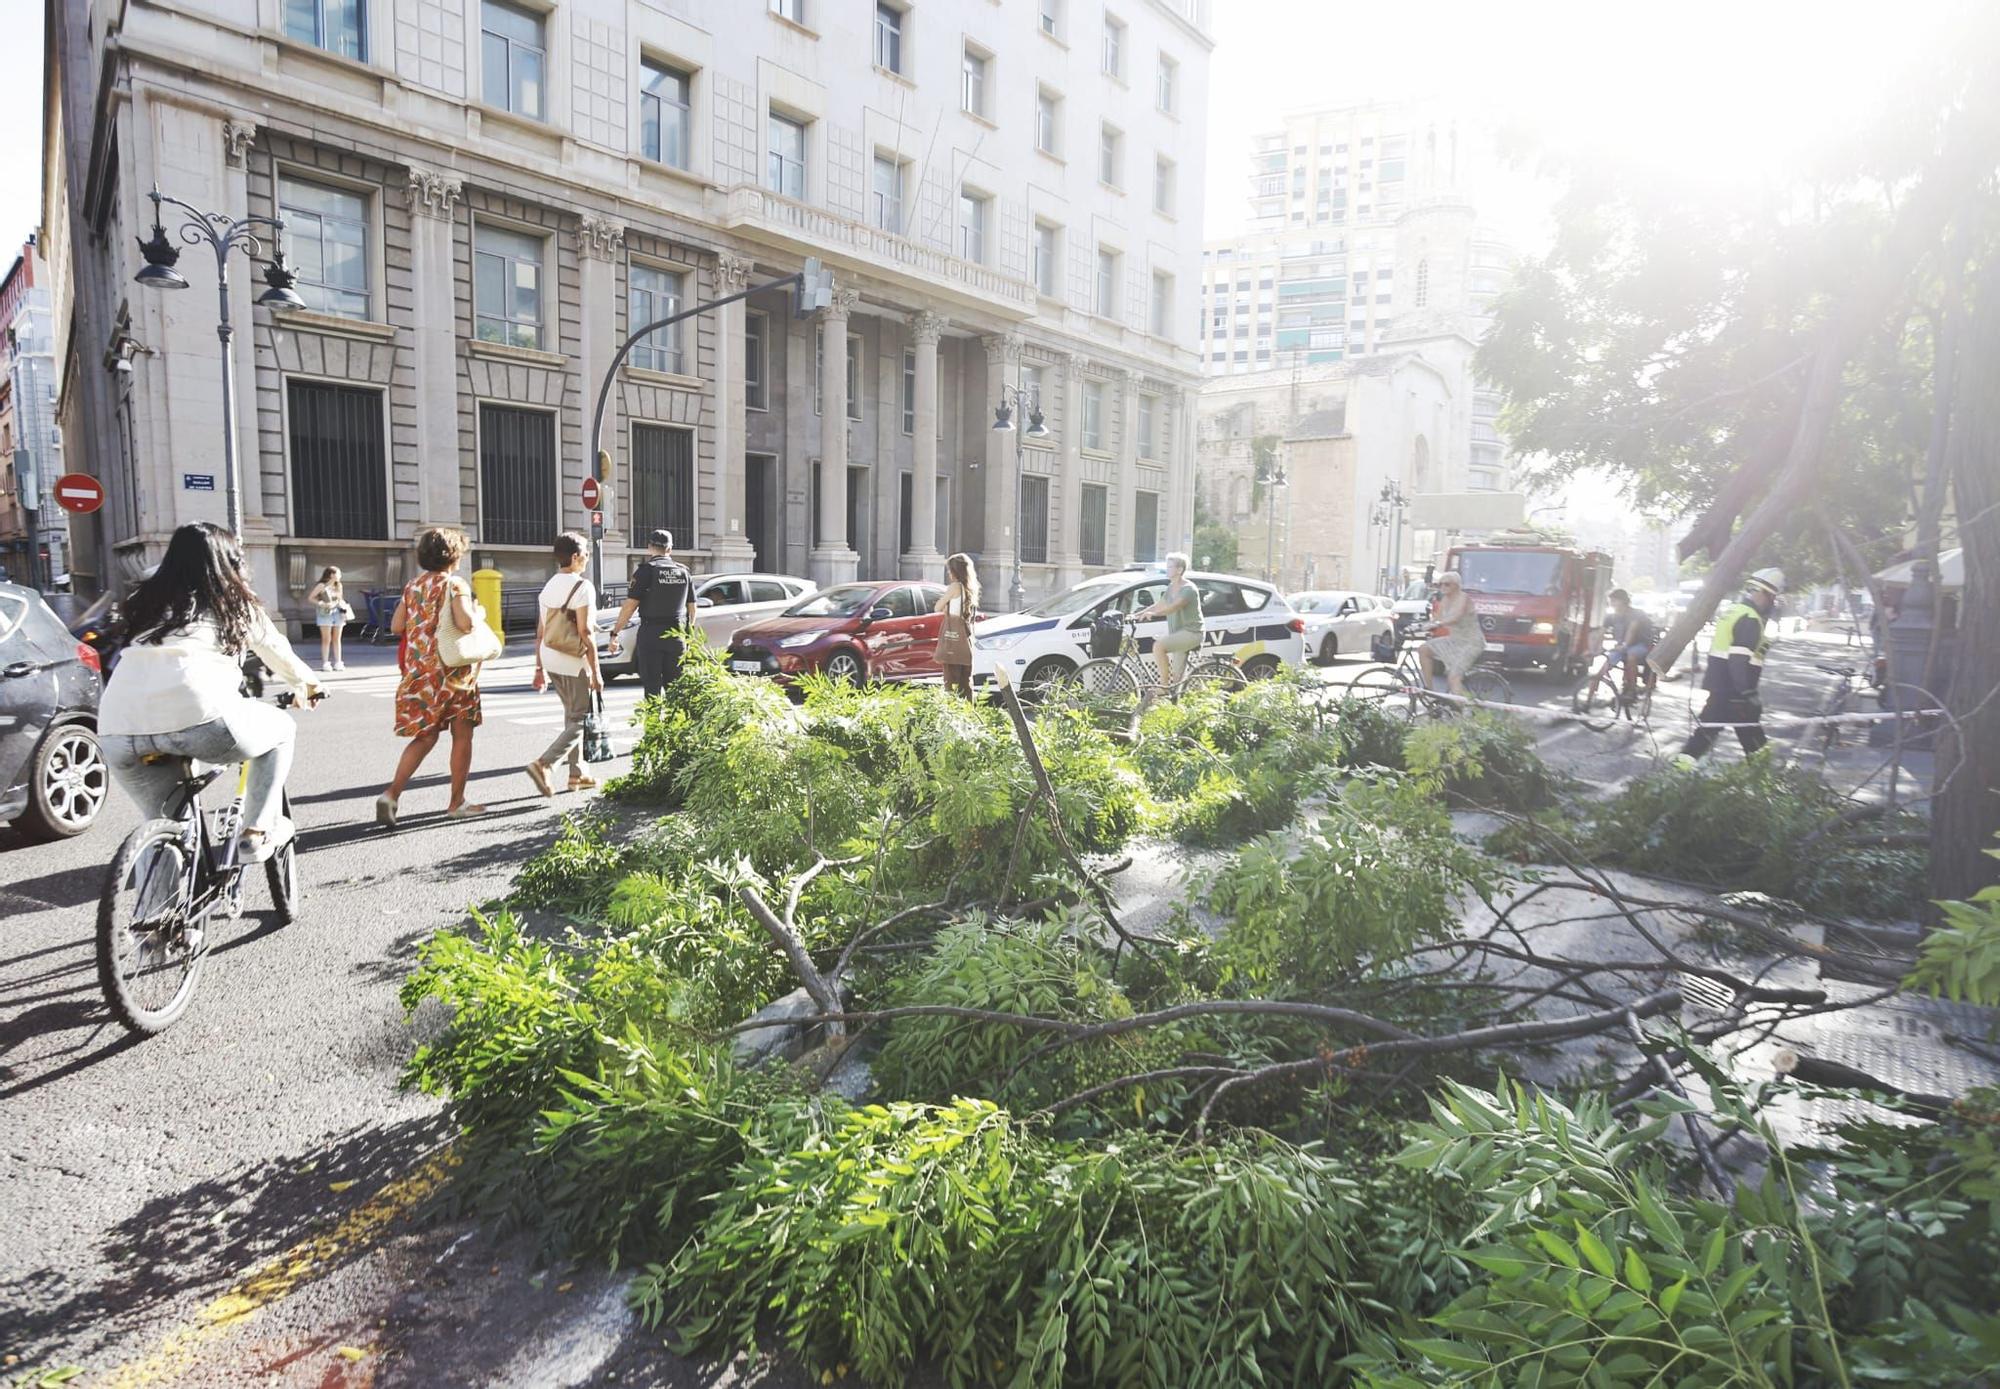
[1136,551,1204,688]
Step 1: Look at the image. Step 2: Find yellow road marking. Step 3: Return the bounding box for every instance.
[100,1148,456,1389]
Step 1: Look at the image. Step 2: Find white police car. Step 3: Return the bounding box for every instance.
[972,569,1306,699]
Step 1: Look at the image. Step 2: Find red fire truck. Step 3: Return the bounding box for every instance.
[1444,539,1614,676]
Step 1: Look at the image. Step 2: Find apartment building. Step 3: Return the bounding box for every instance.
[0,241,65,587]
[46,0,1212,613]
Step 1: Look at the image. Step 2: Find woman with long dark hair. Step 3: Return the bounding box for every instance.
[933,553,980,698]
[307,565,351,672]
[99,523,323,861]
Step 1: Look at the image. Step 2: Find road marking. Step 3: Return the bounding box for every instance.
[99,1148,458,1389]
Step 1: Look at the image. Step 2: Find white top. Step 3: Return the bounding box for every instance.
[536,572,597,678]
[100,608,319,737]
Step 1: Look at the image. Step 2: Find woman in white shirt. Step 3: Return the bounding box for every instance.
[100,523,323,862]
[525,530,604,796]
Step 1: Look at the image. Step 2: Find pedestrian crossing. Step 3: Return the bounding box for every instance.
[320,665,652,731]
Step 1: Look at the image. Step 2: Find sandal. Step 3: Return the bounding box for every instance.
[446,803,489,819]
[566,774,598,792]
[375,793,399,829]
[525,761,554,797]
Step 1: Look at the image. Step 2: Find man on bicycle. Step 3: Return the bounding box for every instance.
[1593,589,1656,703]
[1133,552,1204,690]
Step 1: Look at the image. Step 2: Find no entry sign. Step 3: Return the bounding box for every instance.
[580,477,601,509]
[53,473,105,515]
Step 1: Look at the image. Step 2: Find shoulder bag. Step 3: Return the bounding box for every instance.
[935,591,974,666]
[542,577,591,659]
[437,577,504,668]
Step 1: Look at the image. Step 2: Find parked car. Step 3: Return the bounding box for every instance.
[971,570,1306,699]
[596,572,816,680]
[1289,589,1395,664]
[0,581,110,839]
[1388,576,1435,636]
[726,580,957,687]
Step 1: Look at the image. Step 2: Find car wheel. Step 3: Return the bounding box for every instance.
[823,649,866,685]
[1242,655,1282,681]
[1020,657,1075,704]
[1315,633,1339,665]
[20,723,109,840]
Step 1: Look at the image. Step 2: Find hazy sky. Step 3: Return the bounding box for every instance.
[0,1,43,254]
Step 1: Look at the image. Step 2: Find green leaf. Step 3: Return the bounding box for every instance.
[1535,1228,1582,1270]
[1660,1274,1689,1316]
[1575,1222,1616,1278]
[1701,1226,1726,1276]
[1622,1245,1653,1294]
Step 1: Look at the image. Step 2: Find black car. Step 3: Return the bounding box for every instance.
[0,581,110,838]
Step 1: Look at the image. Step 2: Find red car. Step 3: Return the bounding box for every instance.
[726,580,963,686]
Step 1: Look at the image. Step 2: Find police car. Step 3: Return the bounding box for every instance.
[972,568,1306,699]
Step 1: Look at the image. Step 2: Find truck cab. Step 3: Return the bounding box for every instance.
[1445,541,1613,676]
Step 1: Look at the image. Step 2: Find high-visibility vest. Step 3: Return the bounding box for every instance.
[1707,600,1770,691]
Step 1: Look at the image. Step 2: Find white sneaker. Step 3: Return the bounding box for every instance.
[237,817,296,863]
[333,661,346,671]
[322,661,334,673]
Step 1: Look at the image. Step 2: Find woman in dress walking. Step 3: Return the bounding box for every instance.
[933,553,980,699]
[377,527,485,825]
[1422,570,1485,698]
[307,566,351,672]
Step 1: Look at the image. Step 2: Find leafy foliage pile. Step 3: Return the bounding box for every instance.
[1403,711,1572,813]
[1129,675,1344,844]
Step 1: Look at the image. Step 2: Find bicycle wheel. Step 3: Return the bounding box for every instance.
[266,791,301,926]
[98,818,208,1035]
[1571,675,1618,731]
[1071,658,1142,721]
[1348,666,1421,721]
[1182,656,1246,699]
[1463,668,1513,708]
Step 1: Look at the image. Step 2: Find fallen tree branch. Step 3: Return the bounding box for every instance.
[735,882,840,1018]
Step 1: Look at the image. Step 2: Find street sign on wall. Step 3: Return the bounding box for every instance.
[53,473,105,514]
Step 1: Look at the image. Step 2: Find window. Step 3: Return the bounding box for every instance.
[283,0,363,60]
[745,311,769,410]
[871,154,905,232]
[1035,88,1061,155]
[962,46,989,117]
[770,0,804,21]
[628,264,685,375]
[278,176,369,319]
[1082,381,1104,451]
[874,3,904,73]
[1079,483,1107,566]
[1020,474,1050,564]
[478,402,555,545]
[1156,53,1177,112]
[767,112,807,198]
[480,0,545,119]
[1101,14,1124,77]
[1033,221,1061,297]
[1414,258,1429,308]
[1099,124,1122,187]
[1094,247,1119,317]
[473,223,544,350]
[813,327,863,420]
[1137,393,1156,459]
[630,423,695,548]
[958,188,989,263]
[287,380,386,538]
[1154,155,1175,216]
[1023,364,1047,415]
[901,349,915,434]
[1150,271,1172,337]
[1133,490,1160,563]
[640,59,692,168]
[1038,0,1060,38]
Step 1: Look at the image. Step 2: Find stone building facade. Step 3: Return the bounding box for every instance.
[47,0,1211,615]
[0,242,65,587]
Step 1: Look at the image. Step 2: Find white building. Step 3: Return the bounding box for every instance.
[47,0,1213,615]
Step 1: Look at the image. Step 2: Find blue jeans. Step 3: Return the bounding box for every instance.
[101,704,295,835]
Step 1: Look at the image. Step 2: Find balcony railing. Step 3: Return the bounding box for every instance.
[723,186,1034,314]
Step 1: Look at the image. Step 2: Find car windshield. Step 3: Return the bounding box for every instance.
[785,584,880,619]
[1028,579,1128,618]
[1289,592,1345,614]
[1454,551,1565,597]
[1399,579,1431,602]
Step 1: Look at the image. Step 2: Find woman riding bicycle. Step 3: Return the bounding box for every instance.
[99,523,323,864]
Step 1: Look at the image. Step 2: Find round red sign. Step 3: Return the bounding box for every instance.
[53,473,106,515]
[580,477,601,509]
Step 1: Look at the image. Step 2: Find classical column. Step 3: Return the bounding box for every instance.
[406,167,465,529]
[709,252,758,569]
[901,310,945,580]
[1052,353,1085,587]
[576,214,621,537]
[1113,367,1141,569]
[808,286,860,584]
[980,332,1021,605]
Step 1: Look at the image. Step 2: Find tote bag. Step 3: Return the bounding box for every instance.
[935,593,974,666]
[437,580,503,668]
[582,689,617,763]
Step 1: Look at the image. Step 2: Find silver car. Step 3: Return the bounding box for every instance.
[596,572,817,680]
[1288,589,1396,664]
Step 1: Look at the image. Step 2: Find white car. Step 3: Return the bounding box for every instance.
[972,570,1306,699]
[596,571,816,680]
[1289,590,1396,665]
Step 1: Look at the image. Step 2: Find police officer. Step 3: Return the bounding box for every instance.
[606,528,693,699]
[1679,567,1784,763]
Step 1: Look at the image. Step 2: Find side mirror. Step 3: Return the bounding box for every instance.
[865,605,894,625]
[695,595,715,608]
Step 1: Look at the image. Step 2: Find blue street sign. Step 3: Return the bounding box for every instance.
[183,474,216,491]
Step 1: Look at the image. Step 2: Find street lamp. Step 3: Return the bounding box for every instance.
[1261,460,1289,585]
[134,184,305,536]
[1378,480,1410,588]
[989,381,1048,612]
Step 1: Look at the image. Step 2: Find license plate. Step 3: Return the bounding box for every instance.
[730,659,764,674]
[1484,642,1504,654]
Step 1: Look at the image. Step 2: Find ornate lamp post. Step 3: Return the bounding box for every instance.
[134,184,306,536]
[989,380,1049,611]
[1378,480,1410,589]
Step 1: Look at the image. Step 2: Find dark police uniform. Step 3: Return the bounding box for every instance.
[1682,599,1772,758]
[627,553,693,698]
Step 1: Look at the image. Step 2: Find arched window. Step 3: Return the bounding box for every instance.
[1414,259,1429,308]
[1412,435,1431,492]
[1230,474,1252,516]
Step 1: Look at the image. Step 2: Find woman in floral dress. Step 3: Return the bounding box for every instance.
[377,527,485,825]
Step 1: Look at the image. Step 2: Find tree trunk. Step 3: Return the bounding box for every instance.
[1927,254,2000,913]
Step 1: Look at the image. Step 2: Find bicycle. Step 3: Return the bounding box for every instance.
[1059,613,1245,722]
[1346,632,1512,720]
[96,691,315,1035]
[1571,640,1656,730]
[1808,662,1865,751]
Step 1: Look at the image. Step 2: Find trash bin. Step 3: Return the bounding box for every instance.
[471,567,505,642]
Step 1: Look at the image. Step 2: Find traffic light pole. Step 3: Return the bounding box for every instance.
[585,261,832,596]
